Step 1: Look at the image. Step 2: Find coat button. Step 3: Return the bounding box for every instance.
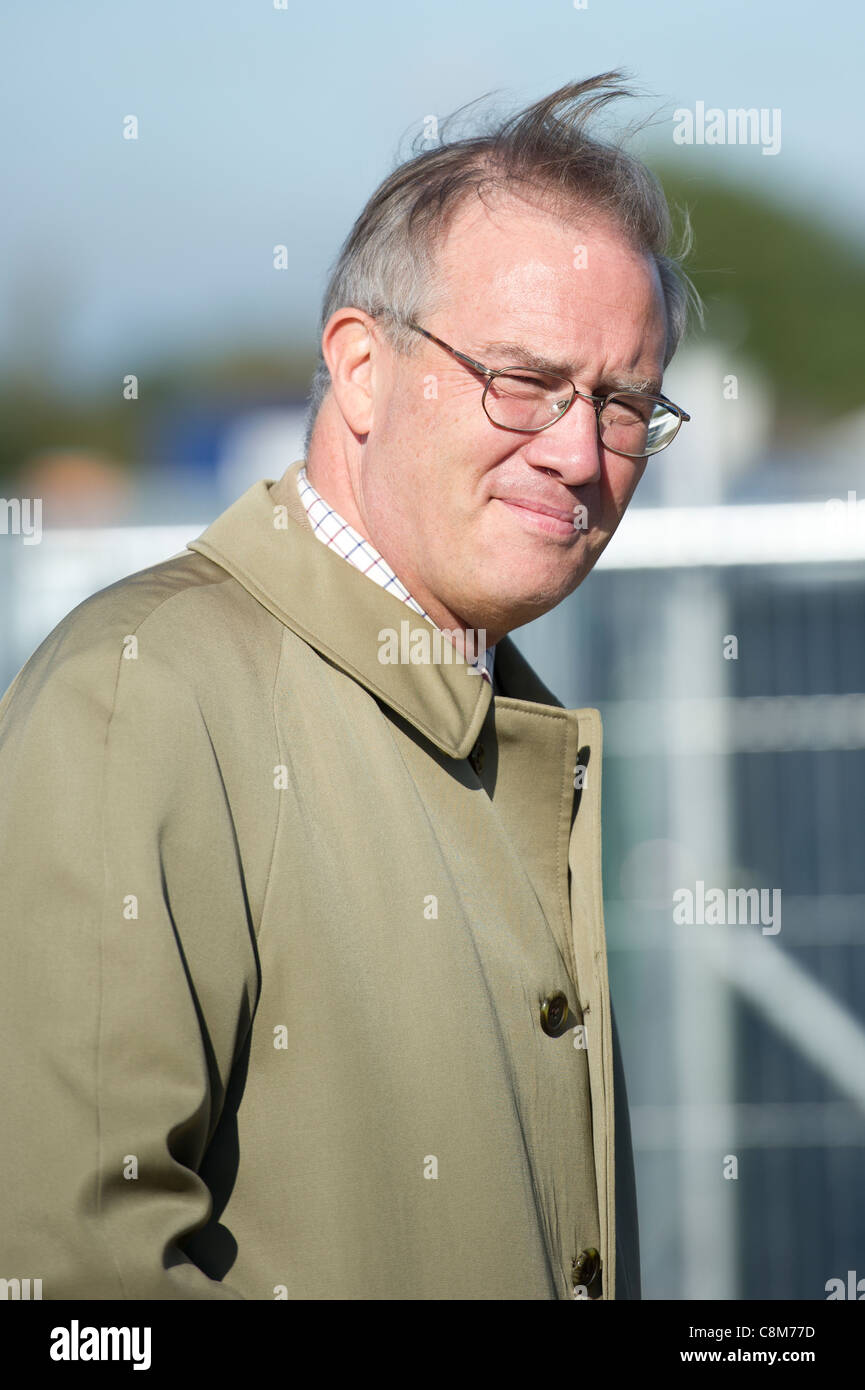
[469,741,484,774]
[540,991,569,1035]
[572,1248,602,1298]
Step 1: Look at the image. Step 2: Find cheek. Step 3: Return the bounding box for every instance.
[602,456,645,516]
[432,391,489,445]
[413,367,482,422]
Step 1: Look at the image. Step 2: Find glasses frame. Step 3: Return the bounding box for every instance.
[407,321,690,458]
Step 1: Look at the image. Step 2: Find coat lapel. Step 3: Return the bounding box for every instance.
[189,461,491,760]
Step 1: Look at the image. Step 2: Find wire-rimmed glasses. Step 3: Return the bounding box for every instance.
[408,321,690,457]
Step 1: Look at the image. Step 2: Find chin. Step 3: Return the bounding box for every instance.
[472,579,578,636]
[505,554,590,610]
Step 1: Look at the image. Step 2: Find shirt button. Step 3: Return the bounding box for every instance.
[540,991,569,1035]
[572,1248,602,1298]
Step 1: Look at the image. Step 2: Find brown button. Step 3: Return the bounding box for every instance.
[540,991,569,1035]
[469,741,484,774]
[572,1248,602,1299]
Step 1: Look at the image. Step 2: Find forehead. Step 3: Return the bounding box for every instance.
[430,191,667,366]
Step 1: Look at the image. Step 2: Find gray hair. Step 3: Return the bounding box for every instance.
[303,70,701,452]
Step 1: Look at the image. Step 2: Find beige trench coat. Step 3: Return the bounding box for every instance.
[0,458,639,1300]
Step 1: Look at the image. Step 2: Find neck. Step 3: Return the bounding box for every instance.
[273,406,504,649]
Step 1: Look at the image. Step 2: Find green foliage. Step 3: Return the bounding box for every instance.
[652,163,865,425]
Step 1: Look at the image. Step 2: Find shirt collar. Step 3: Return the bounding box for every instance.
[296,465,496,687]
[187,460,563,760]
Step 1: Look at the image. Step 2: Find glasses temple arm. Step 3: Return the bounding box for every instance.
[408,323,495,379]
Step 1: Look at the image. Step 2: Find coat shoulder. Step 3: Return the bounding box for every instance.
[2,548,283,718]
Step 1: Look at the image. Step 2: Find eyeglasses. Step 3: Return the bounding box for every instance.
[407,321,690,457]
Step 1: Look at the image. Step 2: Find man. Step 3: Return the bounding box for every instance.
[0,73,694,1300]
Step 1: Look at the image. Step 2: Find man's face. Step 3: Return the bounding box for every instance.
[357,193,669,642]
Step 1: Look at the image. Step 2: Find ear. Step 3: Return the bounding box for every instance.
[321,308,378,436]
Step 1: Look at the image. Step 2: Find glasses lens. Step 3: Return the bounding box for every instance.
[483,369,574,431]
[599,394,681,455]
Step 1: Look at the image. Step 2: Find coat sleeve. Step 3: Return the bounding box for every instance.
[0,603,259,1299]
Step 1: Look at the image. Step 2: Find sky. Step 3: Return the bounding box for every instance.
[1,0,863,391]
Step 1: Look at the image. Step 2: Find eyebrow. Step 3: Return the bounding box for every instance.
[476,340,662,396]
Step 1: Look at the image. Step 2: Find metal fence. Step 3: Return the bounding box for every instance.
[518,506,865,1300]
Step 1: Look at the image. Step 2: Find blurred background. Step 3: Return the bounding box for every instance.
[2,0,863,1300]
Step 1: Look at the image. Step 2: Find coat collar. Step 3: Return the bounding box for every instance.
[187,459,565,760]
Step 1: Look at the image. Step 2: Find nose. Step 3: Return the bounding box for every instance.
[518,392,602,487]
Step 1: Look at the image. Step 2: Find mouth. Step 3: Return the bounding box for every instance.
[495,496,581,538]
